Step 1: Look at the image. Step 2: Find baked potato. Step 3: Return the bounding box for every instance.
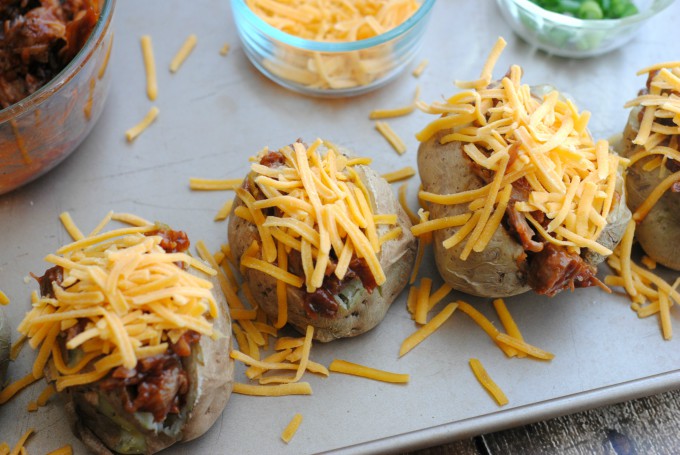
[18,224,234,454]
[619,66,680,271]
[415,41,630,298]
[0,308,9,384]
[228,139,417,342]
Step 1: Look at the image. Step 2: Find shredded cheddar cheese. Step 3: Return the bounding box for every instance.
[46,445,73,455]
[382,166,416,183]
[125,106,159,142]
[607,220,680,340]
[414,37,619,260]
[189,178,243,190]
[469,358,508,406]
[235,139,393,304]
[412,59,428,78]
[232,382,313,396]
[17,219,221,391]
[140,35,157,101]
[220,43,230,56]
[370,86,421,119]
[375,121,407,155]
[0,373,41,405]
[281,413,303,443]
[170,34,197,73]
[0,290,9,305]
[400,302,458,357]
[329,359,409,383]
[249,0,420,90]
[492,299,525,358]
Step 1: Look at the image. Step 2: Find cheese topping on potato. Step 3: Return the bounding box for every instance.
[17,224,220,391]
[235,139,395,294]
[415,37,619,258]
[623,63,680,222]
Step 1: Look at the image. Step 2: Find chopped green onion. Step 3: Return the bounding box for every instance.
[530,0,638,19]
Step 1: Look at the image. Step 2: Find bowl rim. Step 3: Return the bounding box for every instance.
[231,0,436,52]
[505,0,675,28]
[0,0,116,123]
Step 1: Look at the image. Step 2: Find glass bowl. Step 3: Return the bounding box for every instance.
[496,0,674,58]
[231,0,435,97]
[0,0,116,195]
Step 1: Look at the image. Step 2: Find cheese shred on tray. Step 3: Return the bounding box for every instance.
[414,37,631,298]
[16,217,234,454]
[228,138,416,342]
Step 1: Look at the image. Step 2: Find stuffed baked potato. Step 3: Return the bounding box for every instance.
[620,65,680,271]
[19,223,234,454]
[415,39,631,298]
[228,139,417,342]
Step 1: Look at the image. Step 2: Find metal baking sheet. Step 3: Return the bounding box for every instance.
[1,1,679,453]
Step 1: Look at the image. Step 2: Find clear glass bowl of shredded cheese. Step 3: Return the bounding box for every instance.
[496,0,673,58]
[231,0,435,97]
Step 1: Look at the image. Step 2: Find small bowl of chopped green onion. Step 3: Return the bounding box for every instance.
[496,0,674,57]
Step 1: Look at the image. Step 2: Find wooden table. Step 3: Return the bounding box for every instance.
[408,389,680,454]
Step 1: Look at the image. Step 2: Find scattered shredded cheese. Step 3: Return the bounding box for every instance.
[495,333,554,360]
[220,43,230,56]
[492,299,525,358]
[370,86,421,119]
[412,59,428,78]
[0,373,41,405]
[382,166,416,183]
[329,359,409,383]
[0,290,9,305]
[58,212,84,241]
[375,121,407,155]
[400,302,458,357]
[469,358,508,406]
[46,445,73,455]
[170,34,197,73]
[125,106,159,142]
[190,178,244,190]
[457,301,518,358]
[281,413,303,443]
[140,35,157,101]
[232,382,313,396]
[606,221,679,340]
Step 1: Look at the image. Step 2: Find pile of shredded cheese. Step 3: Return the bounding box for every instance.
[250,0,421,89]
[623,62,680,222]
[17,218,220,392]
[247,0,420,42]
[235,139,399,325]
[414,37,619,259]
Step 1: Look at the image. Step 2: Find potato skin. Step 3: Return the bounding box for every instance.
[621,107,680,271]
[418,128,631,298]
[418,131,529,298]
[66,269,234,455]
[228,159,417,342]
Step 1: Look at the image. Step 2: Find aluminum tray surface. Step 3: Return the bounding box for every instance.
[1,1,679,454]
